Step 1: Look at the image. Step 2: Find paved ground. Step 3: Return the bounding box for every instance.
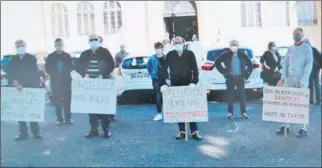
[1,99,321,167]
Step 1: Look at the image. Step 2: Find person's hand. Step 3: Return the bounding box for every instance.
[16,85,23,92]
[276,80,284,87]
[165,79,171,86]
[160,85,168,92]
[84,74,89,79]
[189,83,196,89]
[296,83,303,88]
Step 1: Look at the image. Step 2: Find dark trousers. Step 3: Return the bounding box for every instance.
[89,114,111,132]
[52,86,72,122]
[172,80,198,133]
[226,76,246,114]
[152,79,162,113]
[18,121,39,136]
[309,71,321,104]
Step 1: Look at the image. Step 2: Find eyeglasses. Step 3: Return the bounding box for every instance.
[89,39,99,42]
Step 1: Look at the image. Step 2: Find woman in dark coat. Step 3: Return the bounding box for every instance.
[260,42,282,86]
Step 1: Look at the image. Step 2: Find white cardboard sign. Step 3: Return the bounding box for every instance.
[163,86,208,123]
[71,79,117,114]
[1,87,45,122]
[262,86,310,125]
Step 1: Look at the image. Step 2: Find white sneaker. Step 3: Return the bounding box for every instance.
[153,113,163,121]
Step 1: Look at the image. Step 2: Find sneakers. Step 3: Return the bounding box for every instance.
[175,131,186,140]
[276,126,290,135]
[103,129,111,139]
[241,112,249,120]
[65,119,74,124]
[153,113,163,121]
[296,128,308,138]
[85,130,99,139]
[192,131,203,140]
[227,113,233,120]
[14,134,28,141]
[33,134,43,139]
[56,120,64,125]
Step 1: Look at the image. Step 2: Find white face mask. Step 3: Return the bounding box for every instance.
[155,49,163,55]
[17,47,26,55]
[174,44,184,53]
[230,46,238,52]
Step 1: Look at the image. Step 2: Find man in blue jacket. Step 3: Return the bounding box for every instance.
[147,42,168,121]
[215,40,253,120]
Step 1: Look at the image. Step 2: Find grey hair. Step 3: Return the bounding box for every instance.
[174,36,184,43]
[15,40,26,47]
[229,39,239,46]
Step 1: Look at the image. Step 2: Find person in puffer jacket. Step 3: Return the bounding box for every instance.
[147,42,168,121]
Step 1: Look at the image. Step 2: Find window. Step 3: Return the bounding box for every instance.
[267,1,290,26]
[297,1,317,26]
[104,1,123,34]
[77,2,95,35]
[241,1,262,27]
[51,3,69,37]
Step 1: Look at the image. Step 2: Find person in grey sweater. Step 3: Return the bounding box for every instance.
[114,44,129,68]
[276,27,313,138]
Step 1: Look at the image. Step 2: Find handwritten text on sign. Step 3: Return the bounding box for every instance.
[71,79,116,114]
[163,86,208,123]
[1,87,45,122]
[263,86,309,125]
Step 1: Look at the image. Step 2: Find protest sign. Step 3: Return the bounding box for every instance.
[162,86,208,123]
[263,86,309,125]
[1,87,45,122]
[71,79,116,114]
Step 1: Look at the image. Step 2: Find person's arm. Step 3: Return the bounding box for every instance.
[5,56,18,86]
[163,52,171,84]
[75,51,87,77]
[29,54,41,87]
[115,53,120,68]
[260,52,270,70]
[215,53,229,75]
[244,54,254,80]
[66,53,74,73]
[102,48,115,77]
[281,48,290,82]
[45,54,54,76]
[313,47,321,68]
[299,46,313,86]
[276,52,282,70]
[190,51,199,84]
[147,57,153,75]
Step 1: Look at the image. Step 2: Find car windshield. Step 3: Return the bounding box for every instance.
[206,48,254,61]
[122,57,149,69]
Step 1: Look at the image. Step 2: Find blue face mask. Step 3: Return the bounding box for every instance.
[17,47,26,55]
[55,46,64,53]
[293,35,302,43]
[90,41,100,50]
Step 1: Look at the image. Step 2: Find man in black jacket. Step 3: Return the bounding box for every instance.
[215,40,253,120]
[161,36,202,141]
[75,34,115,139]
[6,40,43,141]
[45,38,74,125]
[303,38,321,105]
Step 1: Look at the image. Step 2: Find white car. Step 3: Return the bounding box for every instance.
[199,48,263,100]
[115,55,152,97]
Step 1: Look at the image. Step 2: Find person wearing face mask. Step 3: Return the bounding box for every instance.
[45,38,74,125]
[147,42,168,121]
[75,34,115,139]
[161,36,202,140]
[260,42,282,86]
[303,38,321,105]
[115,44,129,68]
[276,27,313,138]
[5,40,43,141]
[215,40,253,120]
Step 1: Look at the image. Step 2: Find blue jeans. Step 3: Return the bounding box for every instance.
[226,76,246,114]
[152,80,162,113]
[309,71,321,104]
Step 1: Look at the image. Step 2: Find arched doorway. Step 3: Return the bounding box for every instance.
[163,1,198,41]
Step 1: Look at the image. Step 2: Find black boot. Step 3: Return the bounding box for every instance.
[103,129,111,139]
[276,126,290,135]
[85,130,99,139]
[33,134,43,139]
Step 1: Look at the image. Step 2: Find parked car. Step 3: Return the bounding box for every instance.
[199,48,263,101]
[116,55,152,97]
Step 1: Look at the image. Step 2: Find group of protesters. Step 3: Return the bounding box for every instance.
[4,27,321,141]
